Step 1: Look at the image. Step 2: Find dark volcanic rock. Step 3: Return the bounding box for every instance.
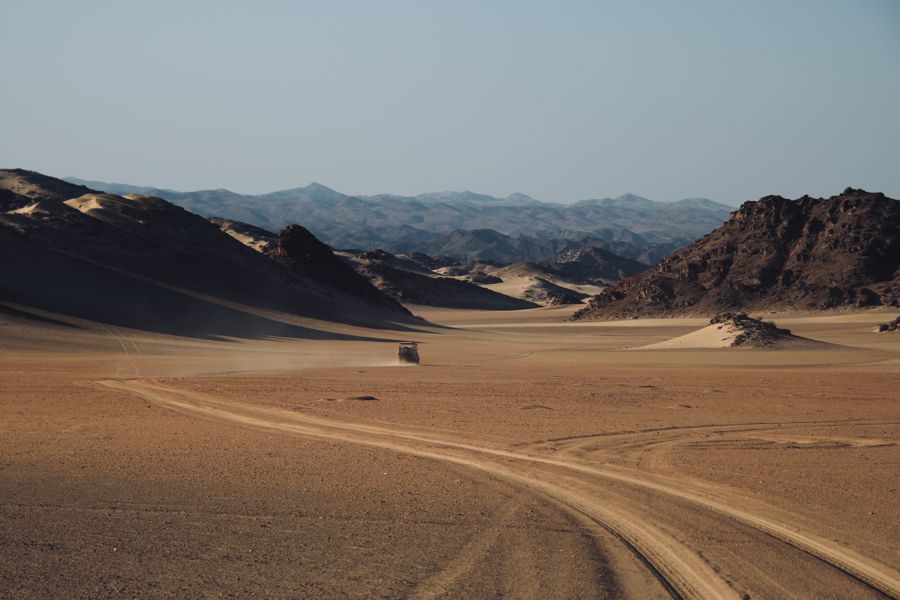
[573,189,900,319]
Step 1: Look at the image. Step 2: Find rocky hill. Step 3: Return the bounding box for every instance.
[1,169,92,210]
[0,170,415,337]
[573,189,900,319]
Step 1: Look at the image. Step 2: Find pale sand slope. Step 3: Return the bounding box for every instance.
[221,228,271,252]
[637,319,817,349]
[481,274,604,304]
[2,305,899,598]
[211,218,276,253]
[639,321,751,349]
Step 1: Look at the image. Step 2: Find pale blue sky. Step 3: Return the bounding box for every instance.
[1,0,898,204]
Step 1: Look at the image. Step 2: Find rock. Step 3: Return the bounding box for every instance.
[467,272,503,284]
[573,189,900,319]
[710,313,795,347]
[876,316,900,332]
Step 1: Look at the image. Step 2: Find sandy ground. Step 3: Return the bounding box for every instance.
[1,306,899,598]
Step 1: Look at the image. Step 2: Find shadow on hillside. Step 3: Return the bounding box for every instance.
[0,241,396,342]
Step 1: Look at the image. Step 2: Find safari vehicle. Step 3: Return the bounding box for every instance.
[397,342,420,364]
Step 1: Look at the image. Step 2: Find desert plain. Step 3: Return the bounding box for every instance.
[1,305,899,599]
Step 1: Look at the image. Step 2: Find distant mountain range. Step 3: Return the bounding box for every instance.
[573,188,900,318]
[381,228,678,265]
[65,178,735,263]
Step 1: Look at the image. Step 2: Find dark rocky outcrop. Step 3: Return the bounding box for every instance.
[574,189,900,319]
[877,316,900,332]
[710,312,794,347]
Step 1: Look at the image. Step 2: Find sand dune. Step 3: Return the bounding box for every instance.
[638,314,821,349]
[480,262,605,306]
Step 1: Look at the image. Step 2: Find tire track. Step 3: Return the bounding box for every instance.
[410,499,522,600]
[98,379,900,599]
[102,326,141,376]
[98,379,735,599]
[521,418,898,447]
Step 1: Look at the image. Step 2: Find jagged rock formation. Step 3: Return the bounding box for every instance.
[574,189,900,319]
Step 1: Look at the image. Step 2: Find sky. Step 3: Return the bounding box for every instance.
[1,1,898,205]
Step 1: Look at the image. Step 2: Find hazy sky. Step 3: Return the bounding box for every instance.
[2,1,898,204]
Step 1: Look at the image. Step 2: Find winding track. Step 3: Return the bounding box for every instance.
[99,379,900,599]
